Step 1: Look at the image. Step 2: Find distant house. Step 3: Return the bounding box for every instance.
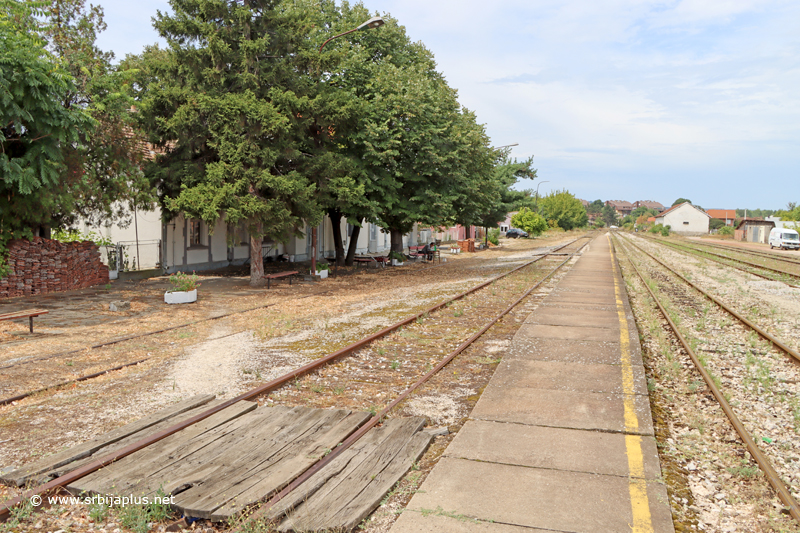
[498,212,518,233]
[578,199,590,208]
[706,209,737,226]
[606,200,633,217]
[633,200,665,213]
[655,202,710,235]
[735,218,775,244]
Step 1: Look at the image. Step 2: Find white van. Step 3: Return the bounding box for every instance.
[769,227,800,250]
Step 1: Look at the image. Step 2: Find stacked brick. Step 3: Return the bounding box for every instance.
[0,237,109,299]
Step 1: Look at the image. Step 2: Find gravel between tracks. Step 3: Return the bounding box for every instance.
[617,234,800,533]
[0,231,586,533]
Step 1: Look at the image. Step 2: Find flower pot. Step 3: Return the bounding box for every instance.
[164,289,197,304]
[109,269,118,280]
[391,259,404,266]
[314,269,329,279]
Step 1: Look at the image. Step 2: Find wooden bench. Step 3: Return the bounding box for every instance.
[353,256,387,268]
[0,308,49,333]
[265,271,298,289]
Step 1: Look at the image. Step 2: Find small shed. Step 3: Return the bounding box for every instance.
[735,218,775,243]
[655,202,710,235]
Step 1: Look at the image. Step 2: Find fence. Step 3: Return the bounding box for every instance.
[102,240,162,272]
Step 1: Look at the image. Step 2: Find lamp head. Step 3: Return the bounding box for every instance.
[357,16,385,31]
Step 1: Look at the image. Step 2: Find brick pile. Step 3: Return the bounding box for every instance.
[0,237,109,299]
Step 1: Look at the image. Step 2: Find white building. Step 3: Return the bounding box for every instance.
[654,202,710,236]
[765,216,800,230]
[81,206,418,274]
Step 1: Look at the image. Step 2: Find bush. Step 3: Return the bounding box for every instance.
[488,228,500,245]
[649,224,670,236]
[718,226,734,236]
[593,219,606,229]
[511,207,548,237]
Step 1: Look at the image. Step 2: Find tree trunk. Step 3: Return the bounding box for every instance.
[249,224,265,287]
[390,228,405,257]
[345,220,362,267]
[328,208,345,266]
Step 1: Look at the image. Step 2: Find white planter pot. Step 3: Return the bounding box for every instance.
[109,270,118,280]
[391,259,404,266]
[165,289,197,304]
[314,269,329,279]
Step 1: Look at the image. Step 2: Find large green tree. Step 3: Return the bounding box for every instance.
[0,0,92,274]
[538,189,588,230]
[473,153,537,230]
[134,0,322,285]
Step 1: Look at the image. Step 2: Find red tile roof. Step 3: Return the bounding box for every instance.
[706,209,736,220]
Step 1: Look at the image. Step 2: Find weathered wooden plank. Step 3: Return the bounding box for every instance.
[2,394,215,487]
[68,400,263,496]
[183,409,371,520]
[116,406,310,497]
[274,418,432,532]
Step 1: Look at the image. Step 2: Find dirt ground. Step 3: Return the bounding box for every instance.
[0,231,587,532]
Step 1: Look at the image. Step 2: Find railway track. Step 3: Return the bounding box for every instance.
[612,233,800,522]
[640,235,800,287]
[0,236,593,524]
[0,238,588,408]
[694,239,800,267]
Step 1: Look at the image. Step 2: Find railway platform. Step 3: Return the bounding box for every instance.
[391,234,675,532]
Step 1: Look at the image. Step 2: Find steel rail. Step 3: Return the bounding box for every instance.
[611,236,800,522]
[693,240,800,267]
[640,236,800,289]
[247,240,591,526]
[640,236,800,284]
[0,302,278,371]
[621,234,800,365]
[0,236,590,522]
[0,358,150,407]
[0,238,585,407]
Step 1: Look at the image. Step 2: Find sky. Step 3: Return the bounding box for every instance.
[95,0,800,210]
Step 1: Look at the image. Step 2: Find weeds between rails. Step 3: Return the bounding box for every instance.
[608,235,800,522]
[0,237,592,523]
[0,238,590,409]
[638,235,800,287]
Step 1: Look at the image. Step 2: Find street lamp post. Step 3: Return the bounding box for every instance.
[309,16,384,276]
[534,180,550,211]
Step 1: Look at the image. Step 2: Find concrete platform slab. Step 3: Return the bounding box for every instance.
[471,386,654,435]
[490,359,648,395]
[508,338,639,365]
[391,512,553,533]
[446,420,662,479]
[399,458,673,533]
[525,308,620,328]
[519,323,620,342]
[537,300,617,311]
[546,292,618,304]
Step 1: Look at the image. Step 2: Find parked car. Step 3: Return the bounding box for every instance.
[769,227,800,250]
[505,228,529,238]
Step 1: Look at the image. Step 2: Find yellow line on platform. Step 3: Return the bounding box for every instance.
[608,235,654,533]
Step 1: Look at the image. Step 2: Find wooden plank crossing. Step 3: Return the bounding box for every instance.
[267,417,433,532]
[1,394,217,487]
[69,405,372,520]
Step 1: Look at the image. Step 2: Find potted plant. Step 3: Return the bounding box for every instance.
[107,248,118,280]
[164,271,200,304]
[389,251,405,266]
[313,262,330,279]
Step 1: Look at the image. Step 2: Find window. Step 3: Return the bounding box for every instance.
[683,221,689,225]
[189,219,204,247]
